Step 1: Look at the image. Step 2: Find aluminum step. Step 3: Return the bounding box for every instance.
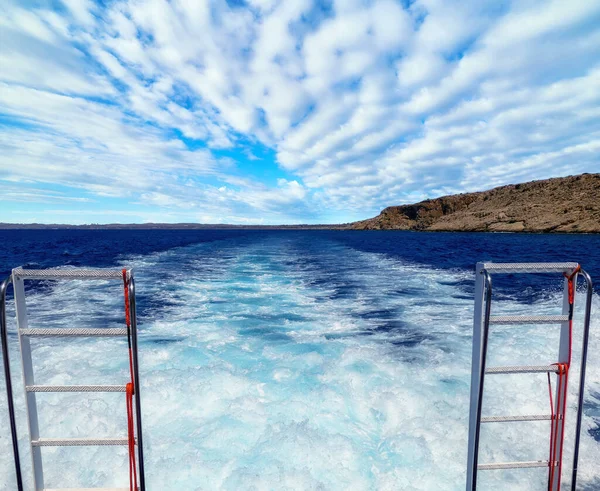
[44,488,130,490]
[32,438,132,447]
[26,385,126,393]
[12,267,125,280]
[20,328,127,337]
[481,262,578,274]
[478,460,555,470]
[485,365,559,374]
[489,315,568,325]
[481,414,555,423]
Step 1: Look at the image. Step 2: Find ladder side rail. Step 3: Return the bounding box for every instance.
[1,276,24,491]
[571,269,594,490]
[466,264,490,491]
[473,271,493,489]
[550,273,576,491]
[129,275,146,491]
[13,274,45,490]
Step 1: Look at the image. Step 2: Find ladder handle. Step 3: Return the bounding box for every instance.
[572,269,594,491]
[471,270,493,490]
[129,277,146,491]
[1,276,24,491]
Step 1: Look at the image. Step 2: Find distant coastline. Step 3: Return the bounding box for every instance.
[3,173,598,233]
[0,222,347,230]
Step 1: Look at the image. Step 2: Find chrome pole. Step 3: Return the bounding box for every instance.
[471,270,493,490]
[1,275,23,491]
[571,269,594,490]
[129,276,146,490]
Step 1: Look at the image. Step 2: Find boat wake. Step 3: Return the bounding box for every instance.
[1,235,598,490]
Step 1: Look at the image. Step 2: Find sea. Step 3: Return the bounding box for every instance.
[0,229,599,490]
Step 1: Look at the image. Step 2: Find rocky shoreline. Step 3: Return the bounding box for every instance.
[351,174,600,233]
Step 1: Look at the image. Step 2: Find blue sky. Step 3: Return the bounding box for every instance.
[0,0,599,224]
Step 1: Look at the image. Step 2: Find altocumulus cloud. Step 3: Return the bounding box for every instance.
[0,0,599,224]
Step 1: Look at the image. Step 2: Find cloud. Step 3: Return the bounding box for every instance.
[0,0,599,223]
[0,184,92,204]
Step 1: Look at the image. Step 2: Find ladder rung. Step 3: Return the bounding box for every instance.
[478,460,555,470]
[20,328,128,337]
[481,414,555,423]
[32,438,132,447]
[485,365,559,374]
[489,315,569,325]
[13,267,125,280]
[482,262,578,274]
[26,385,127,393]
[44,489,131,490]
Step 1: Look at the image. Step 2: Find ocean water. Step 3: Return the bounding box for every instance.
[0,230,599,490]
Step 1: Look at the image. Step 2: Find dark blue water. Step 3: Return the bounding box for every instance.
[2,229,599,272]
[0,230,600,275]
[1,229,599,297]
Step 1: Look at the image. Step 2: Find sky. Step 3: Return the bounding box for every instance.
[0,0,599,225]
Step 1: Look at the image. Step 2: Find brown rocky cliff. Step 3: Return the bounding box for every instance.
[351,173,600,233]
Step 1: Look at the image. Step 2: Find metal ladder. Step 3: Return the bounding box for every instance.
[1,267,146,491]
[466,262,594,490]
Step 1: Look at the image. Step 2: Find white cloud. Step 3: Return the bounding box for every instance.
[62,0,97,26]
[0,0,599,223]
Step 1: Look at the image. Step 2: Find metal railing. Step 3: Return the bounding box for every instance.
[466,262,594,491]
[1,267,146,490]
[1,275,23,490]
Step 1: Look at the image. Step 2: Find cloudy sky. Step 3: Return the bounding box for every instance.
[1,0,599,224]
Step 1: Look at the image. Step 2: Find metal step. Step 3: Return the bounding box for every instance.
[20,328,127,337]
[485,365,559,374]
[32,438,132,447]
[489,315,568,325]
[26,385,126,393]
[44,489,131,491]
[481,414,555,423]
[12,267,124,280]
[481,262,578,274]
[478,460,555,470]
